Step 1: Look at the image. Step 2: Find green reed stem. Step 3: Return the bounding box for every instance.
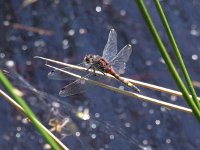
[135,0,200,122]
[0,70,61,150]
[153,0,200,110]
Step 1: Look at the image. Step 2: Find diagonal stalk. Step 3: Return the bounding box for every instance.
[0,89,68,150]
[135,0,200,122]
[45,64,192,114]
[35,56,200,101]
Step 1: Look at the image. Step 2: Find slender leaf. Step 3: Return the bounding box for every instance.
[135,0,200,122]
[153,0,200,109]
[0,70,61,150]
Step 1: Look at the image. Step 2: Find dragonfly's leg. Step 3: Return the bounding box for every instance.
[100,70,105,75]
[92,67,97,76]
[87,65,92,71]
[87,65,96,75]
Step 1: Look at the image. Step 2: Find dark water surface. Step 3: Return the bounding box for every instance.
[1,0,200,150]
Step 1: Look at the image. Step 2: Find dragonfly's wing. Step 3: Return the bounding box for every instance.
[110,44,132,75]
[4,70,38,92]
[48,63,85,80]
[102,29,118,62]
[48,67,69,80]
[59,73,93,97]
[59,79,86,97]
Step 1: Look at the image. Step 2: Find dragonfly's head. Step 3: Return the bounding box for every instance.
[84,55,94,64]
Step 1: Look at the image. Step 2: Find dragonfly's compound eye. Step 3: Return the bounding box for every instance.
[85,57,90,63]
[84,55,93,64]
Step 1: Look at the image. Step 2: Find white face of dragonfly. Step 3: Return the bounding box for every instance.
[83,55,95,65]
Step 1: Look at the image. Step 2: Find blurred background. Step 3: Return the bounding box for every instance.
[1,0,200,149]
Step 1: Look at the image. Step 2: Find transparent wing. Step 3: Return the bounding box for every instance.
[48,63,85,80]
[48,67,77,80]
[59,79,86,97]
[48,67,70,80]
[59,73,93,97]
[102,29,118,62]
[4,70,38,92]
[110,44,132,75]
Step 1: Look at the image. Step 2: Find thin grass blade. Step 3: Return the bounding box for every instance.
[135,0,200,122]
[153,0,200,109]
[0,70,62,150]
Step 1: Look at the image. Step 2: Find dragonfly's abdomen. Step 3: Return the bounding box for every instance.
[96,58,140,93]
[109,70,140,93]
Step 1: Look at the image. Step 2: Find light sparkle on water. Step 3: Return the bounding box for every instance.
[109,134,115,140]
[120,9,126,16]
[75,132,81,137]
[166,138,172,144]
[16,133,21,138]
[192,54,198,60]
[155,120,161,125]
[96,6,102,12]
[91,123,97,129]
[6,60,15,67]
[91,134,96,139]
[68,29,75,36]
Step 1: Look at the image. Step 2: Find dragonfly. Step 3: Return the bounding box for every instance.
[49,29,140,97]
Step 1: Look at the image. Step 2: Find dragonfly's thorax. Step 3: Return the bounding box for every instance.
[84,54,112,73]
